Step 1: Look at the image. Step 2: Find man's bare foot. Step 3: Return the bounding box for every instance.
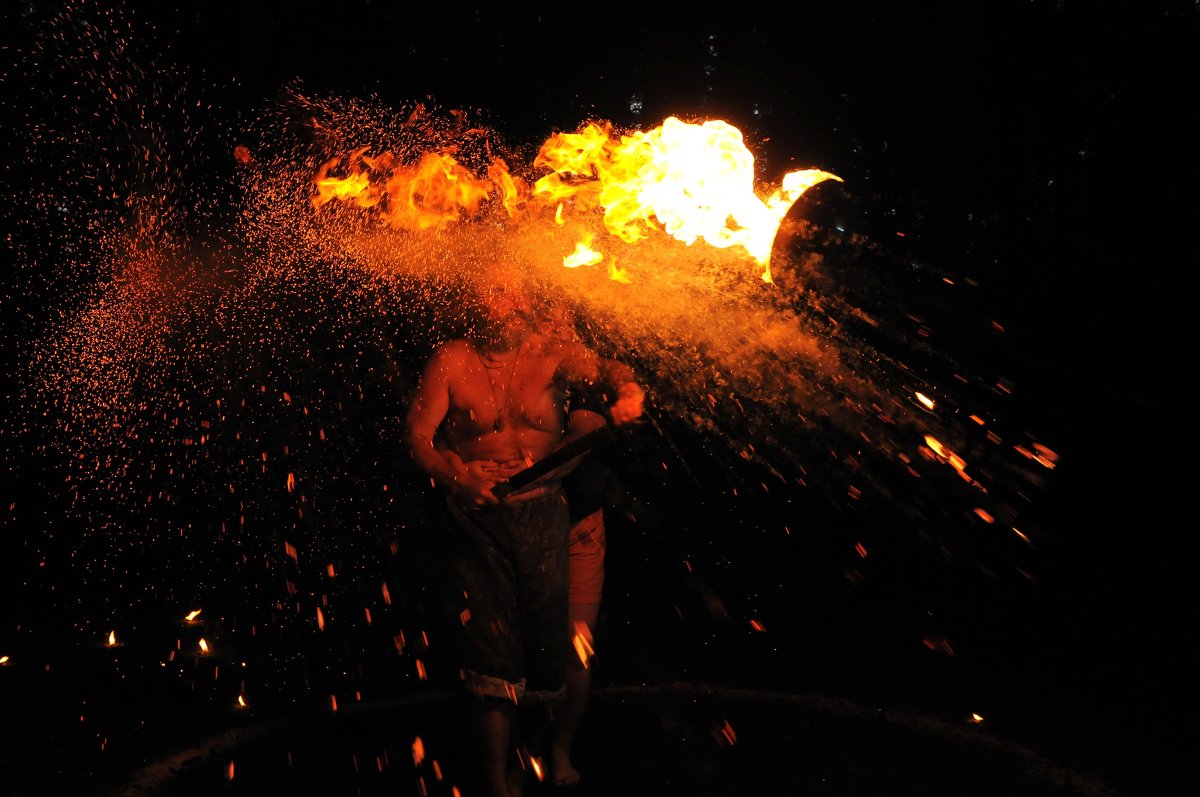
[505,761,526,797]
[548,746,582,786]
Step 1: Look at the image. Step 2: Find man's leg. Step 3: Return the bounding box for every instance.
[474,698,516,797]
[549,600,601,785]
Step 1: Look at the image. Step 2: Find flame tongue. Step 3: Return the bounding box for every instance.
[535,117,841,280]
[311,115,840,282]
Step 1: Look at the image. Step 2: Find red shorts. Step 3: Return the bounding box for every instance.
[568,509,606,605]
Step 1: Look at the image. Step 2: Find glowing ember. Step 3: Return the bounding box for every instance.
[184,609,201,622]
[412,736,425,766]
[571,620,595,667]
[198,638,209,653]
[915,392,935,410]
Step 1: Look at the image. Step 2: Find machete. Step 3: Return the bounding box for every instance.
[492,424,614,499]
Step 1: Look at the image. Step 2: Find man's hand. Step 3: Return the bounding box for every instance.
[451,459,525,509]
[609,382,645,426]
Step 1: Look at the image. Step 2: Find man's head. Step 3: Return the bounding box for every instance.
[473,276,534,352]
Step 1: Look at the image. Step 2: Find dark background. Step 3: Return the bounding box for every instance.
[1,2,1194,796]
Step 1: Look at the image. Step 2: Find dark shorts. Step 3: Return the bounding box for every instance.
[437,489,570,702]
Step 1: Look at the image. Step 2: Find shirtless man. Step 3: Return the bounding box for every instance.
[403,275,643,796]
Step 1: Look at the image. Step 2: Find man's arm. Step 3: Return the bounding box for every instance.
[403,344,500,506]
[557,341,646,426]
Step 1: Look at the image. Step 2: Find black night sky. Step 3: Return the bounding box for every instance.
[1,2,1194,796]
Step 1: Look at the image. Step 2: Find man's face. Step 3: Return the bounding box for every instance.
[479,284,533,347]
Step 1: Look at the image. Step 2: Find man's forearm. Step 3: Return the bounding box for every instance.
[405,434,464,490]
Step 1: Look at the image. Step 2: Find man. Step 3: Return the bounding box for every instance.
[403,274,643,796]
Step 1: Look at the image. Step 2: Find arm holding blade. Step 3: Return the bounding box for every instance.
[490,345,645,500]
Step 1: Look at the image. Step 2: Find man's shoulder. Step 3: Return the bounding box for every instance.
[431,338,475,359]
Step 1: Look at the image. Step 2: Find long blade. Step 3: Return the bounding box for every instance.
[492,425,613,499]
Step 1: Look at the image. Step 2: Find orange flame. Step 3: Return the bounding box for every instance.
[312,116,839,282]
[534,117,840,281]
[198,637,209,653]
[184,609,201,622]
[107,630,117,647]
[563,235,603,269]
[412,736,425,766]
[572,621,595,667]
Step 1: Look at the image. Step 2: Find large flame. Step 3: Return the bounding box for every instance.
[534,117,840,281]
[311,116,839,282]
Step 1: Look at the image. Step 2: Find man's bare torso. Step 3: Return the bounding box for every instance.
[439,335,572,492]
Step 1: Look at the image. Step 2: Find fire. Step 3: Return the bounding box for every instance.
[533,117,841,281]
[571,620,595,667]
[184,609,201,622]
[562,235,603,269]
[313,147,493,230]
[311,116,839,282]
[198,637,209,653]
[923,435,974,482]
[107,631,116,647]
[412,737,425,766]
